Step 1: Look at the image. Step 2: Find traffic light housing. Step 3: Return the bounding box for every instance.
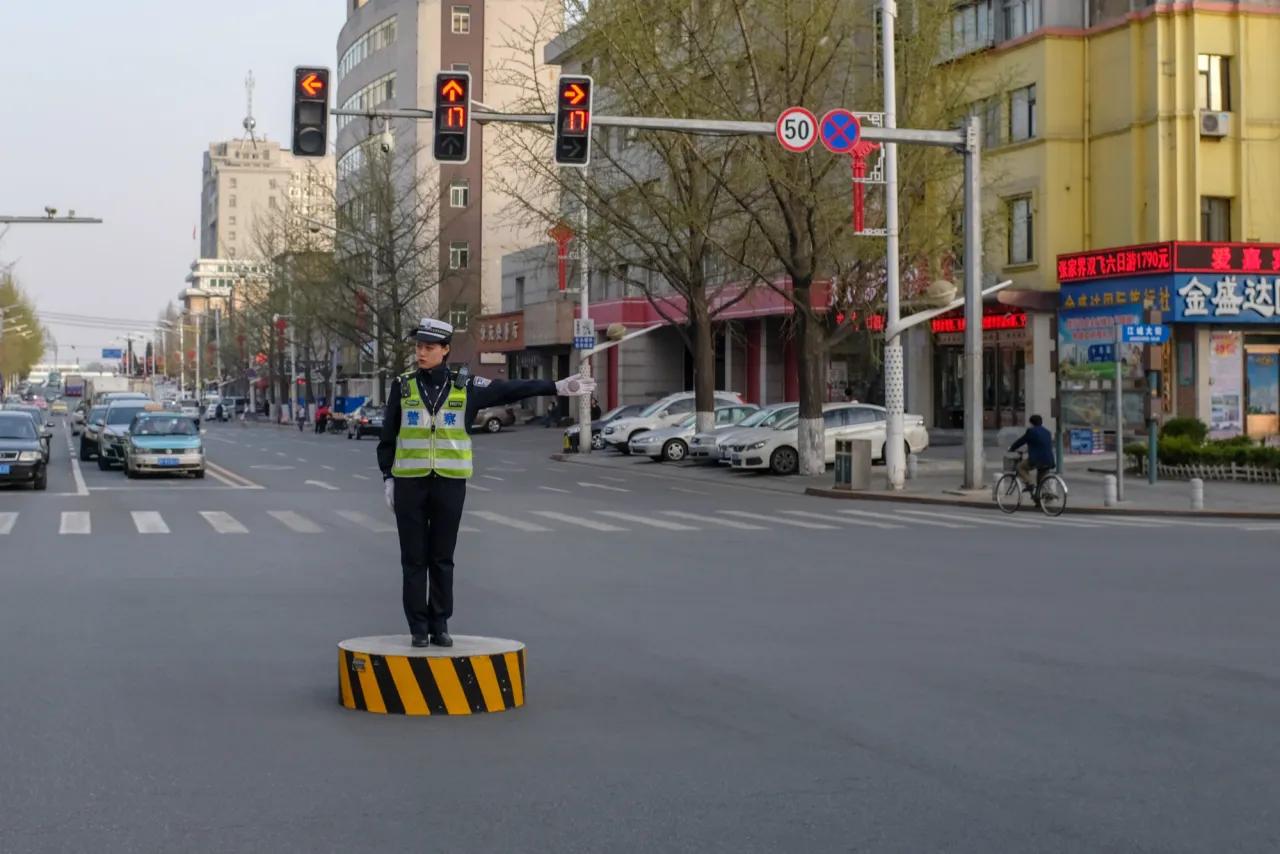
[292,67,331,157]
[554,75,594,167]
[433,71,472,164]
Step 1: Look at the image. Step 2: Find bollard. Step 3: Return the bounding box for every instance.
[1103,474,1117,507]
[906,453,918,481]
[1190,477,1204,511]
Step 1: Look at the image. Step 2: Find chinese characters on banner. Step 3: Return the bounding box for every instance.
[1057,244,1173,282]
[1176,276,1278,320]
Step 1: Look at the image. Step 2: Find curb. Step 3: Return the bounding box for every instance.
[804,486,1280,520]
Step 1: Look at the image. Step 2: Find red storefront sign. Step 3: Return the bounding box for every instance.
[929,309,1026,334]
[1057,243,1173,282]
[1058,241,1280,283]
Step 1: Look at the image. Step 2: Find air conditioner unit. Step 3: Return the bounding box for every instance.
[1200,111,1230,138]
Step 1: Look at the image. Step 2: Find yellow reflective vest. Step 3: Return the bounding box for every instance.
[390,372,473,479]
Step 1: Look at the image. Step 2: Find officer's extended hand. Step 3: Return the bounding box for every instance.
[555,374,597,397]
[384,478,395,512]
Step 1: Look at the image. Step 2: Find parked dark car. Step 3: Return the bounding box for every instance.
[346,405,385,440]
[0,411,48,490]
[562,403,646,451]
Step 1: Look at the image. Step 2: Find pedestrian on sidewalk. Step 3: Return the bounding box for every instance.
[378,318,594,648]
[544,398,558,428]
[315,403,330,434]
[296,405,307,432]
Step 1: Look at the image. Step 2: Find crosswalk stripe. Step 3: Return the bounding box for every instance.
[838,508,973,529]
[335,510,396,533]
[200,511,248,534]
[60,511,91,535]
[781,510,902,529]
[897,509,1036,529]
[131,511,170,534]
[0,512,17,535]
[269,510,324,533]
[460,526,482,533]
[469,484,492,492]
[659,510,765,530]
[469,510,551,532]
[596,511,698,531]
[531,511,627,532]
[721,510,837,530]
[1076,517,1172,528]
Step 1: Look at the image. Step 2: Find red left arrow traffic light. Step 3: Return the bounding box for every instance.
[292,66,330,157]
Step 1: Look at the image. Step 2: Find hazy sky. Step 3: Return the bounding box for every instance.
[0,0,346,364]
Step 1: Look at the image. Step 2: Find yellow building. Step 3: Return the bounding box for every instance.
[914,0,1280,437]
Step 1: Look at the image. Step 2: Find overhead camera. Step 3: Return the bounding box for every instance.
[379,120,394,154]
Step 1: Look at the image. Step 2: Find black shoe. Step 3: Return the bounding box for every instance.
[411,634,431,648]
[430,631,453,648]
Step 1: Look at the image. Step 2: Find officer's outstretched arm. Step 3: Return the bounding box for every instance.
[376,378,403,478]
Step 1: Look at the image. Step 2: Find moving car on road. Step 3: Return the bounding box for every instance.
[562,403,645,451]
[124,412,204,479]
[346,404,384,439]
[690,402,798,463]
[175,399,202,426]
[79,405,109,459]
[0,411,48,490]
[628,405,759,462]
[727,403,929,475]
[2,404,52,462]
[602,391,745,454]
[473,404,516,434]
[50,400,68,416]
[97,400,158,470]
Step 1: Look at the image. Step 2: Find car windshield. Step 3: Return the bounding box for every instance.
[179,400,198,409]
[775,412,801,430]
[133,416,197,436]
[89,407,107,423]
[737,406,796,428]
[107,406,147,425]
[0,417,36,440]
[638,398,675,418]
[601,405,632,420]
[676,413,697,428]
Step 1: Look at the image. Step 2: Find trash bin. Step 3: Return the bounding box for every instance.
[834,438,872,490]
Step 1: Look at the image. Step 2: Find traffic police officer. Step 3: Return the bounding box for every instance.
[377,318,594,648]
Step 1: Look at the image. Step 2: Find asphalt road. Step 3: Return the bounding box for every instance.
[1,415,1278,852]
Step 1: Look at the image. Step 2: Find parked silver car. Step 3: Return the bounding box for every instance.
[627,404,759,462]
[689,402,799,463]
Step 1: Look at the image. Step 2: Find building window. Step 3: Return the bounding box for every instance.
[449,179,470,208]
[228,177,237,189]
[338,16,397,80]
[947,1,993,58]
[1007,196,1034,265]
[451,5,471,34]
[1197,55,1231,111]
[229,195,237,208]
[228,232,236,242]
[337,73,397,132]
[449,241,470,269]
[1002,0,1038,40]
[1200,196,1232,241]
[1009,84,1036,142]
[268,196,278,209]
[228,216,236,226]
[451,62,470,72]
[448,304,469,330]
[982,96,1002,149]
[514,276,525,309]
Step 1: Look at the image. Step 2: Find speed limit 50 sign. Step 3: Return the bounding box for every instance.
[775,107,818,153]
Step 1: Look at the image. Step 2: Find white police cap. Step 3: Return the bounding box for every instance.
[410,318,454,343]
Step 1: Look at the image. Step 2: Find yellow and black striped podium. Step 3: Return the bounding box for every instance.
[338,635,526,716]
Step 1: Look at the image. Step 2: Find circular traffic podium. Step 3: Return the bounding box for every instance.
[338,635,526,716]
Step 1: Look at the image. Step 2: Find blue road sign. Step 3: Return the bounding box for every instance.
[1121,324,1170,344]
[819,109,861,155]
[1087,343,1115,363]
[573,336,596,350]
[102,348,123,359]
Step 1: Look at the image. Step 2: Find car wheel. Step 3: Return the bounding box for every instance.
[79,442,93,461]
[33,467,47,491]
[590,433,605,450]
[662,439,688,462]
[125,464,137,479]
[194,468,205,479]
[769,446,800,476]
[97,455,110,471]
[485,417,502,433]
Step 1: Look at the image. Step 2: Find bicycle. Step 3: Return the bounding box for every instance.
[994,452,1068,517]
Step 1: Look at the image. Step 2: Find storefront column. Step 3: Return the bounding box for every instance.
[1027,313,1055,432]
[745,320,761,404]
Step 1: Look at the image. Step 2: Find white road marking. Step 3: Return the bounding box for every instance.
[352,474,371,481]
[1074,517,1174,528]
[269,510,324,533]
[200,511,248,534]
[0,512,17,535]
[897,509,1037,529]
[276,452,287,457]
[336,510,395,533]
[468,510,551,532]
[204,462,262,489]
[720,510,837,530]
[578,481,630,493]
[481,474,505,482]
[538,486,571,494]
[296,458,308,463]
[59,511,91,535]
[305,480,339,491]
[321,465,336,471]
[499,459,519,465]
[599,475,628,483]
[781,510,902,530]
[469,484,492,492]
[596,510,698,531]
[670,487,709,495]
[531,511,627,532]
[838,509,974,529]
[131,511,170,534]
[65,423,88,496]
[660,510,765,530]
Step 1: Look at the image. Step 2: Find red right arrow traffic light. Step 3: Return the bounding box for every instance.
[554,75,594,167]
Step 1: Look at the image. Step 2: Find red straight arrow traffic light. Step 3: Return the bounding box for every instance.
[433,71,472,164]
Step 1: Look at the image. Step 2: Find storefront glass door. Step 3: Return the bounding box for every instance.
[1245,346,1279,439]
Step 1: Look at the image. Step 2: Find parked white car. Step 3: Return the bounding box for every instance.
[628,404,758,461]
[601,390,745,453]
[726,402,929,475]
[689,402,799,463]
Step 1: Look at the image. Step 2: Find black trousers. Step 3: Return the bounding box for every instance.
[393,475,467,634]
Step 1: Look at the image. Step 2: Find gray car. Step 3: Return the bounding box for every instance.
[627,404,759,462]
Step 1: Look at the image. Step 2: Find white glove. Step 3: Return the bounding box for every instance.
[555,374,597,397]
[384,478,395,512]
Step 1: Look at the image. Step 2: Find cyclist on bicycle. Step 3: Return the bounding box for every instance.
[1009,414,1055,494]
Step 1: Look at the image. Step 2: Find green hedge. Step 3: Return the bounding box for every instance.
[1127,435,1280,470]
[1160,417,1208,444]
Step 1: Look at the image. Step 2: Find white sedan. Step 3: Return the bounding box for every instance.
[627,405,758,461]
[689,402,798,463]
[726,402,929,475]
